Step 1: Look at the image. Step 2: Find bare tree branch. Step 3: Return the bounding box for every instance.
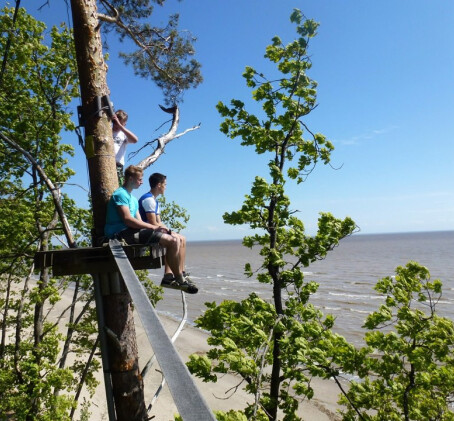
[130,105,200,170]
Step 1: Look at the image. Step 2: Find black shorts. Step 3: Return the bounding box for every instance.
[116,228,163,245]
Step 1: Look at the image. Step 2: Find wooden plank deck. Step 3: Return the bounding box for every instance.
[34,243,165,276]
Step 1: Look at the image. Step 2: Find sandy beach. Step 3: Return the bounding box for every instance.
[12,272,348,421]
[83,307,344,420]
[19,274,347,420]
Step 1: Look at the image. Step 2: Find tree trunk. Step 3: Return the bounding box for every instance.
[69,0,118,239]
[104,292,147,420]
[267,195,282,421]
[70,1,147,419]
[0,273,13,361]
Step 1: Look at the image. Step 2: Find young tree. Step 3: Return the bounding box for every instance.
[188,9,356,420]
[339,262,454,421]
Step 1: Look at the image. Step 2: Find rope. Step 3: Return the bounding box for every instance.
[108,239,215,421]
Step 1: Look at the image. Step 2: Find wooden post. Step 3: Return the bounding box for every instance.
[69,1,147,419]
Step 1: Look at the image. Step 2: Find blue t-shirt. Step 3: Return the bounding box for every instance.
[104,187,139,238]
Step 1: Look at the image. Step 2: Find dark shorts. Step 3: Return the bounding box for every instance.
[116,164,124,185]
[116,228,163,245]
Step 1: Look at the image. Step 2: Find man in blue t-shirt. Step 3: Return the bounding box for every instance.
[139,173,194,292]
[105,165,197,294]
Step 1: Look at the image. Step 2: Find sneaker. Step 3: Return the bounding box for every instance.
[161,274,198,294]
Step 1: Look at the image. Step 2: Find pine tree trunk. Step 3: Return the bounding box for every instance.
[70,1,147,419]
[69,0,118,239]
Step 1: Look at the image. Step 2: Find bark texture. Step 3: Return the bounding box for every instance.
[70,1,146,419]
[70,0,118,239]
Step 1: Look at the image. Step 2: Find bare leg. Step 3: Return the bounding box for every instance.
[175,233,186,273]
[163,233,186,275]
[163,259,172,275]
[159,234,183,281]
[158,233,198,294]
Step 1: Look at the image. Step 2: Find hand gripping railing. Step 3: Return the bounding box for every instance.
[108,239,215,421]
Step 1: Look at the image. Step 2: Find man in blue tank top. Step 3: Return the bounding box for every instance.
[139,173,195,292]
[105,166,198,294]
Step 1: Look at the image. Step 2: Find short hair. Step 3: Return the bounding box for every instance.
[149,173,166,188]
[115,109,128,122]
[124,165,143,182]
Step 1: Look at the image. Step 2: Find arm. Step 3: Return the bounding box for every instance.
[112,115,139,144]
[121,125,138,144]
[145,212,166,227]
[145,212,170,233]
[116,205,159,230]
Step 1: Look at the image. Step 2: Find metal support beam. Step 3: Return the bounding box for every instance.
[109,239,216,421]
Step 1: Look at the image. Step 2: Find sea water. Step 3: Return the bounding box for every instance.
[153,231,454,347]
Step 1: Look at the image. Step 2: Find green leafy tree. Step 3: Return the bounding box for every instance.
[0,7,100,420]
[159,195,190,232]
[339,262,454,421]
[187,10,356,420]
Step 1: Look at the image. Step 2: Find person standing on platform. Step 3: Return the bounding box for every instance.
[112,109,138,184]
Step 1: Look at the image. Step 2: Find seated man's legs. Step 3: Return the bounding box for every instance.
[115,228,197,294]
[162,232,187,276]
[158,233,197,294]
[116,227,161,245]
[176,233,186,274]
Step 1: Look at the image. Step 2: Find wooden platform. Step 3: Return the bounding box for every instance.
[34,243,165,276]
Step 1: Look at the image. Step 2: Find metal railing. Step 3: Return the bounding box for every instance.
[108,239,216,421]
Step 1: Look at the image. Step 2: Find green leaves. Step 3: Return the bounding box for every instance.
[103,1,202,104]
[186,355,218,383]
[217,10,329,176]
[188,294,276,386]
[340,262,454,420]
[0,7,101,419]
[159,195,190,231]
[192,8,362,419]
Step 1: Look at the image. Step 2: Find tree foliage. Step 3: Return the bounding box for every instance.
[0,7,100,419]
[187,9,356,420]
[339,262,454,421]
[159,195,190,231]
[187,10,454,419]
[98,0,202,104]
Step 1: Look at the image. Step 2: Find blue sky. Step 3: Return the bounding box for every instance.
[30,0,454,241]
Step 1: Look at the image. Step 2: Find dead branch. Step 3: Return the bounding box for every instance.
[133,105,200,170]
